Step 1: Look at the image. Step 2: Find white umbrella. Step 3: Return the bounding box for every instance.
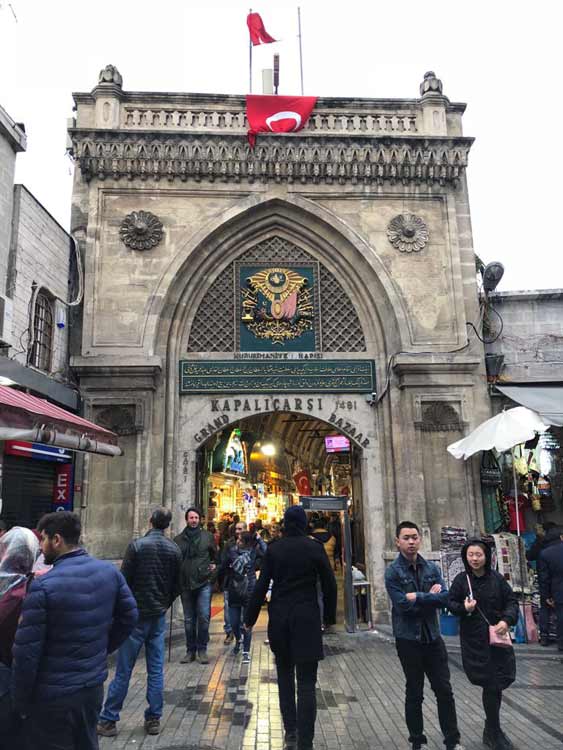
[447,406,549,460]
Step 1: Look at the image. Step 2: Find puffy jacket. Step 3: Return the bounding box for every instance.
[538,535,563,604]
[174,526,217,591]
[12,548,137,708]
[121,529,182,617]
[385,553,448,642]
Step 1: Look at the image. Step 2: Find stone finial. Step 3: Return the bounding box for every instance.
[419,71,443,97]
[98,64,123,88]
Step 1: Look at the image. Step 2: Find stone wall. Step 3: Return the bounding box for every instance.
[0,106,26,297]
[486,290,563,382]
[7,185,70,374]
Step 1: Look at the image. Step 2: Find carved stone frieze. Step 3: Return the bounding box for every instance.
[418,401,462,432]
[95,404,138,435]
[387,213,429,253]
[70,131,471,187]
[120,210,163,250]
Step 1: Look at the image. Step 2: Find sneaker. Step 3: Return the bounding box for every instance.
[264,639,269,645]
[224,632,234,644]
[96,720,117,737]
[242,651,250,664]
[447,745,465,750]
[197,650,209,664]
[180,651,196,663]
[144,718,160,735]
[284,731,297,749]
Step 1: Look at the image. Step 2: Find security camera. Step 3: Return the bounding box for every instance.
[365,392,377,406]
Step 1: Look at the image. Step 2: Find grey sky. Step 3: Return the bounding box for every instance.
[1,0,561,291]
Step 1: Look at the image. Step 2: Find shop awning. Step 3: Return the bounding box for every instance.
[0,386,122,457]
[496,385,563,427]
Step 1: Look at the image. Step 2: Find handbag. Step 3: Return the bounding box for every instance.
[466,574,512,648]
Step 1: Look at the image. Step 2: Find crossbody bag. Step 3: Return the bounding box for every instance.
[465,574,512,648]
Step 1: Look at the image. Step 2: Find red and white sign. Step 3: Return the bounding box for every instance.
[246,95,318,147]
[293,470,312,496]
[53,464,73,512]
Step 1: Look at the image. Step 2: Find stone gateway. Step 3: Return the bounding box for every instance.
[69,68,490,622]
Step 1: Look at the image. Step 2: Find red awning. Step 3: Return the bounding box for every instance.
[0,386,121,457]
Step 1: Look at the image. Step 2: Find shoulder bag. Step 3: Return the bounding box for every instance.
[466,574,512,648]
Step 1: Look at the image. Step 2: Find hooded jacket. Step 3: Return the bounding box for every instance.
[537,529,563,604]
[448,539,518,689]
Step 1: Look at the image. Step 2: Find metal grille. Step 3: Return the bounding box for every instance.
[30,292,53,371]
[187,236,366,352]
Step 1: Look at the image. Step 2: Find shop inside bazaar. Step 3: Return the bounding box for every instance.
[196,411,365,566]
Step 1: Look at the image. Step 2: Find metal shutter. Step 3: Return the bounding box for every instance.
[1,455,56,529]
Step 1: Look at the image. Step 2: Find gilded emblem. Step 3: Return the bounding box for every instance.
[241,267,313,345]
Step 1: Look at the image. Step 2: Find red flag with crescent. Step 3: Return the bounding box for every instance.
[246,95,317,147]
[293,470,312,497]
[247,12,277,45]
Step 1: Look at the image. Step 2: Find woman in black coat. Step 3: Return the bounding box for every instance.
[448,539,519,750]
[244,506,337,750]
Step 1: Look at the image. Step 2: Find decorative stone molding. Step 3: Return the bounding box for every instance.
[119,210,164,250]
[387,213,429,253]
[70,131,471,187]
[98,64,123,88]
[420,71,443,97]
[95,404,138,435]
[418,401,462,432]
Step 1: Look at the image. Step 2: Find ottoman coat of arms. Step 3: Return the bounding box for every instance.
[241,267,313,345]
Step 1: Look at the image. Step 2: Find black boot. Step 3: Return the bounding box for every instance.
[283,731,297,749]
[497,728,514,750]
[483,724,496,749]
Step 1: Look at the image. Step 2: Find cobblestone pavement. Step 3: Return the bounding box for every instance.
[98,613,563,750]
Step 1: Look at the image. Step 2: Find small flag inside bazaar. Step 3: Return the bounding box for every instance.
[246,94,318,147]
[247,12,277,45]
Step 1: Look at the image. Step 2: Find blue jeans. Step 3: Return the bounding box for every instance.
[181,584,212,653]
[229,605,251,652]
[224,590,232,634]
[100,614,166,723]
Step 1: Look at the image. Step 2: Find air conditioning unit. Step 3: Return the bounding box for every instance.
[0,294,14,348]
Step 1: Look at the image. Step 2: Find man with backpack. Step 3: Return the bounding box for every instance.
[174,507,218,664]
[219,531,257,663]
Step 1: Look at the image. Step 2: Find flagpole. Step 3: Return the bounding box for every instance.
[249,8,253,92]
[297,6,304,95]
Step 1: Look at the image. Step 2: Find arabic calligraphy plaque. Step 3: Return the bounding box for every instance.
[179,360,376,394]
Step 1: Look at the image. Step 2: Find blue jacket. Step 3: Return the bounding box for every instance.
[12,548,138,708]
[384,553,448,642]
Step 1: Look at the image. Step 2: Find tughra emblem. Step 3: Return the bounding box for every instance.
[241,267,313,345]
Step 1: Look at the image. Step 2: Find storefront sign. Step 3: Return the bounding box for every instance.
[53,464,73,512]
[193,396,371,448]
[4,441,72,463]
[179,360,376,394]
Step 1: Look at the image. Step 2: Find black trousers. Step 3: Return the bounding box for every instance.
[482,687,502,732]
[396,637,460,749]
[22,684,103,750]
[275,657,318,749]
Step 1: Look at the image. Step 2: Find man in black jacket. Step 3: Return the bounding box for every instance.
[245,505,337,750]
[537,526,563,651]
[174,506,218,664]
[97,507,182,738]
[528,522,558,645]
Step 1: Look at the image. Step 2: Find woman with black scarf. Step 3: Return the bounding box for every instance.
[448,539,519,750]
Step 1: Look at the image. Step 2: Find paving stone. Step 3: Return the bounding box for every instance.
[99,616,563,750]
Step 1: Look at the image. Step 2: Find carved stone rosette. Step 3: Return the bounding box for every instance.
[119,210,163,250]
[387,213,429,253]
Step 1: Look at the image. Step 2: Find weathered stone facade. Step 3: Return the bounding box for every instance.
[69,69,490,619]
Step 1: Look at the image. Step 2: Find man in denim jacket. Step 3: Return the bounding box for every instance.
[385,521,463,750]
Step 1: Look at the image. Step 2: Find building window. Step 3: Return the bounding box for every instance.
[30,291,53,371]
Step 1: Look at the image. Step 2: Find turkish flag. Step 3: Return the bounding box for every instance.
[246,95,318,147]
[247,12,276,45]
[293,470,312,497]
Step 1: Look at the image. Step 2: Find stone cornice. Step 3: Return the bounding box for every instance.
[70,129,472,187]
